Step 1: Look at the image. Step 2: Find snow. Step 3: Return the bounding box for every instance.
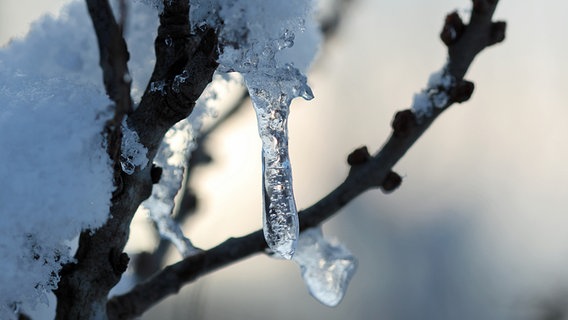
[0,1,159,317]
[411,65,455,119]
[293,227,358,307]
[191,0,321,259]
[0,62,114,318]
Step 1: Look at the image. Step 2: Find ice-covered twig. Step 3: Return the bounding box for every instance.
[107,1,506,318]
[134,85,250,279]
[141,119,199,257]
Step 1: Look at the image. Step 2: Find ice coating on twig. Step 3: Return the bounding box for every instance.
[293,227,358,307]
[139,74,226,257]
[139,119,198,257]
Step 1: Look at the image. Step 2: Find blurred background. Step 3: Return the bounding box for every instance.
[2,1,568,319]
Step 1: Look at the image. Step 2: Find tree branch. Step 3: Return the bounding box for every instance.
[84,0,132,174]
[54,1,218,318]
[107,1,506,318]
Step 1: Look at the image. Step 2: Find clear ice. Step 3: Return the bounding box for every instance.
[140,73,225,257]
[292,227,358,307]
[246,65,313,259]
[140,119,199,257]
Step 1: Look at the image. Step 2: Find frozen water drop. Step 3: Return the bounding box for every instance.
[293,227,358,307]
[164,35,173,47]
[172,70,189,93]
[191,0,320,260]
[150,80,167,96]
[123,72,132,84]
[300,86,314,100]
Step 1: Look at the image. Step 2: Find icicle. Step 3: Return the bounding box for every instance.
[190,0,320,259]
[292,227,358,307]
[246,65,313,259]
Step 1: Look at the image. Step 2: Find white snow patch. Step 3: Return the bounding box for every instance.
[0,0,165,316]
[0,64,114,317]
[411,65,455,119]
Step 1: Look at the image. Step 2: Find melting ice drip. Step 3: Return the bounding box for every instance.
[293,227,357,307]
[246,66,313,259]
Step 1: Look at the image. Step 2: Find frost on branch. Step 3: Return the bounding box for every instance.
[293,227,358,307]
[139,118,198,257]
[191,0,321,259]
[120,118,149,175]
[138,74,228,257]
[411,65,455,120]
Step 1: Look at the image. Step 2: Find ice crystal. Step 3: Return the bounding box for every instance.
[149,80,167,96]
[120,118,149,175]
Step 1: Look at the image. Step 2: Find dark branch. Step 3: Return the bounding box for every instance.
[84,0,133,176]
[55,1,218,318]
[107,1,506,318]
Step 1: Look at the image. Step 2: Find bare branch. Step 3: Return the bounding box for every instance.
[84,0,133,173]
[107,1,506,318]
